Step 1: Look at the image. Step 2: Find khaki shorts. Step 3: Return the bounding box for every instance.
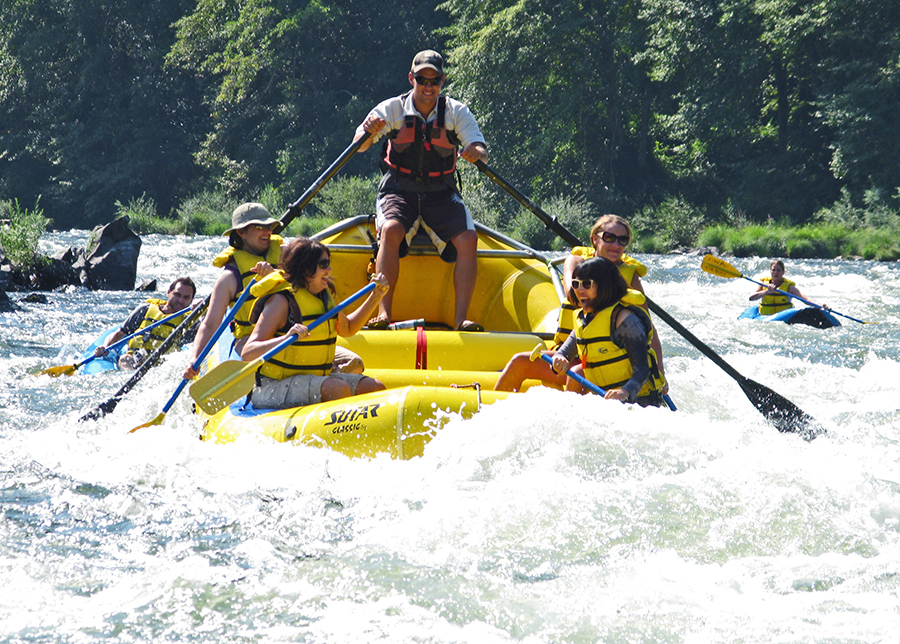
[375,190,473,262]
[332,345,364,374]
[251,372,366,409]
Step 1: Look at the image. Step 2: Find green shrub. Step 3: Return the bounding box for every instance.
[174,190,237,236]
[508,194,596,250]
[312,174,379,220]
[0,198,50,269]
[283,215,343,238]
[632,196,705,252]
[117,195,183,235]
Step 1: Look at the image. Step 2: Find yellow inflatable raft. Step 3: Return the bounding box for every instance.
[195,216,565,459]
[200,385,509,460]
[315,215,564,335]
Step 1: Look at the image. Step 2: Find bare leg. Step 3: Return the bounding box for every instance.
[495,351,567,392]
[375,220,406,323]
[321,377,352,402]
[356,376,386,395]
[450,229,478,329]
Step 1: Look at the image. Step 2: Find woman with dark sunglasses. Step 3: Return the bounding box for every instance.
[496,214,667,393]
[549,257,667,406]
[240,238,390,409]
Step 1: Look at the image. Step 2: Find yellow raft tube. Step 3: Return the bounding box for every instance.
[196,216,567,459]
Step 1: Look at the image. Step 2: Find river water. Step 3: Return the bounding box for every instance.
[2,231,898,643]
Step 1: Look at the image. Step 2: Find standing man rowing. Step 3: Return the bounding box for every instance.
[354,50,488,332]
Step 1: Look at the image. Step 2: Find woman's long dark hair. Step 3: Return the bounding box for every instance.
[280,237,330,291]
[571,257,628,313]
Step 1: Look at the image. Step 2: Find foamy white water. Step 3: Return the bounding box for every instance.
[1,233,897,642]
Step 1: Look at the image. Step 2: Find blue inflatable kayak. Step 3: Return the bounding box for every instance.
[78,326,122,374]
[739,305,841,329]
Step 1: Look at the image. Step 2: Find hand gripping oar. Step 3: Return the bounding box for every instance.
[528,344,677,410]
[190,282,375,415]
[701,254,873,325]
[275,131,371,233]
[39,306,196,377]
[79,297,210,422]
[127,279,259,433]
[481,164,817,437]
[528,344,608,396]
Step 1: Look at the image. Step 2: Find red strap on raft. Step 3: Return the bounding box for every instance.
[416,326,427,369]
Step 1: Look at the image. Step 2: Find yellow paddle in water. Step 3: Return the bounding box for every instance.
[38,306,193,377]
[189,282,376,415]
[700,254,875,325]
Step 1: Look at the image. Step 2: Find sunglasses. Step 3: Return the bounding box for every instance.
[317,258,330,270]
[413,74,443,87]
[570,278,595,290]
[598,231,630,246]
[250,223,275,231]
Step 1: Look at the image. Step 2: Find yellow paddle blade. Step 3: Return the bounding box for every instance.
[128,412,166,434]
[38,364,78,377]
[700,254,743,279]
[189,358,261,415]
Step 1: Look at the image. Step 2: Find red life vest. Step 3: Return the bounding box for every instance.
[382,94,459,183]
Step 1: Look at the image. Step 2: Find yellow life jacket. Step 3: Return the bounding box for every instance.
[126,298,188,353]
[250,273,337,380]
[212,236,283,338]
[553,248,648,345]
[574,289,666,398]
[758,277,795,315]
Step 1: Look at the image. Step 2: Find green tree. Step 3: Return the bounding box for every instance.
[639,0,840,223]
[0,0,205,228]
[167,0,449,203]
[441,0,662,221]
[817,0,900,199]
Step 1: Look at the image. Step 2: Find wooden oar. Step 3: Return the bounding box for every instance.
[481,164,818,437]
[701,254,874,325]
[190,282,375,415]
[38,306,194,377]
[127,279,259,433]
[275,131,371,232]
[79,297,210,422]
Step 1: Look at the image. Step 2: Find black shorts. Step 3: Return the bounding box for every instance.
[376,190,474,263]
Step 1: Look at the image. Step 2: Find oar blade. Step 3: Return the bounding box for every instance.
[701,254,743,279]
[736,376,825,440]
[189,360,256,415]
[128,412,166,434]
[39,363,78,377]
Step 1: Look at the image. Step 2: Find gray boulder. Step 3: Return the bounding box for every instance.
[71,217,141,290]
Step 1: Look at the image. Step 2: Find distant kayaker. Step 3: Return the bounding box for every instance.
[749,260,820,315]
[240,237,389,409]
[550,257,666,407]
[353,49,488,332]
[94,276,197,370]
[496,215,667,393]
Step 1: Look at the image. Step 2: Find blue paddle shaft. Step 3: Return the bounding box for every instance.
[82,302,197,368]
[260,282,376,364]
[538,353,607,396]
[540,353,677,411]
[161,278,260,414]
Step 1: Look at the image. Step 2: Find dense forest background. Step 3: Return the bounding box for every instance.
[1,0,899,253]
